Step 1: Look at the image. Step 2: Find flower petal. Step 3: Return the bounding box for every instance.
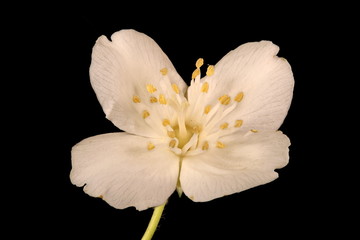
[180,131,290,202]
[187,41,294,134]
[90,29,187,137]
[70,132,179,210]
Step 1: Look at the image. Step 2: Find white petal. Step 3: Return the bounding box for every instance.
[70,132,179,210]
[90,29,187,137]
[187,41,294,133]
[180,131,290,202]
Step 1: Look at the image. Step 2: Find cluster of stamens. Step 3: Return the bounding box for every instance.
[131,58,255,156]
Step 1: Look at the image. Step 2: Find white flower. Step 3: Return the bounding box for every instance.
[70,29,294,211]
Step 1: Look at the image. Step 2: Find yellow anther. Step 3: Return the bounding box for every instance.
[159,94,167,104]
[206,65,215,76]
[162,119,170,126]
[202,141,209,150]
[216,141,225,149]
[172,83,180,94]
[251,129,258,133]
[150,96,158,103]
[147,142,155,151]
[201,82,209,93]
[234,120,243,128]
[192,68,200,79]
[196,58,204,68]
[142,110,150,119]
[146,84,157,93]
[132,95,141,103]
[169,139,177,148]
[218,95,231,105]
[98,195,103,199]
[160,68,168,75]
[220,123,229,129]
[235,92,244,102]
[167,130,176,138]
[204,105,212,114]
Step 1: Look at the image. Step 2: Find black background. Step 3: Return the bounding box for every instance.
[17,4,354,239]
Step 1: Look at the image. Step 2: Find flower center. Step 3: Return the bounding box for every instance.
[173,124,201,149]
[173,125,192,149]
[134,61,249,157]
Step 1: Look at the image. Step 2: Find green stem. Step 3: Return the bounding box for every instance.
[141,202,166,240]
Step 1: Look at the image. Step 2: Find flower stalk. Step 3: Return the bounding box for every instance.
[141,202,166,240]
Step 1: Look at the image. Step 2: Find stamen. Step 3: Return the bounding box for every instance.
[204,105,212,114]
[160,68,168,75]
[218,95,231,105]
[142,110,150,119]
[167,130,176,138]
[234,92,244,102]
[234,120,243,128]
[251,129,258,133]
[192,68,200,79]
[216,141,225,148]
[132,95,141,103]
[196,58,204,68]
[162,119,170,126]
[181,133,199,153]
[147,142,155,151]
[202,141,209,150]
[201,82,209,93]
[172,83,180,94]
[146,84,157,93]
[206,65,215,76]
[169,139,177,148]
[159,94,167,104]
[220,122,229,129]
[149,96,158,103]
